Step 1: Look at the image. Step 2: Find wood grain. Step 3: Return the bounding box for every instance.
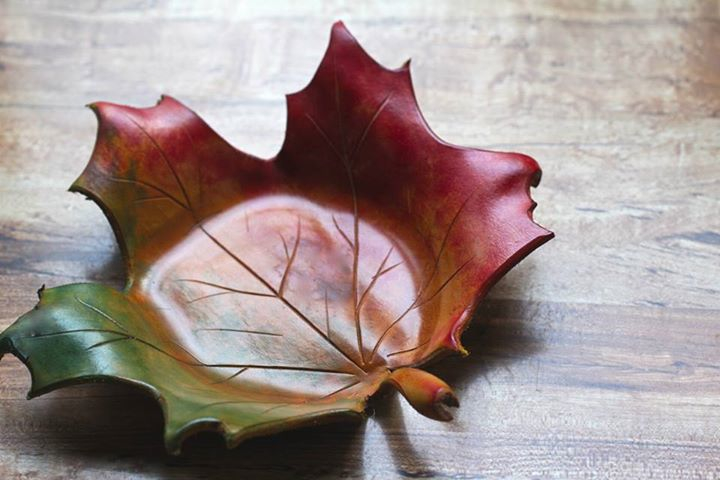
[1,1,719,478]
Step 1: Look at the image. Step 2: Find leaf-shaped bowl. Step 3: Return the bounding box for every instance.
[0,22,553,454]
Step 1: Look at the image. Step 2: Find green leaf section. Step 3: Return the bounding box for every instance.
[0,284,366,454]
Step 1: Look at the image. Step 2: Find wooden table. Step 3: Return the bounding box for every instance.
[1,1,718,478]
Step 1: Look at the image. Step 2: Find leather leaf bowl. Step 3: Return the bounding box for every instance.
[0,22,553,454]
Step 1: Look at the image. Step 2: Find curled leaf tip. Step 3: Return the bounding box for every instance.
[388,368,459,422]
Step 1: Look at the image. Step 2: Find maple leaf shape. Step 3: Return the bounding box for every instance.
[0,22,553,454]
